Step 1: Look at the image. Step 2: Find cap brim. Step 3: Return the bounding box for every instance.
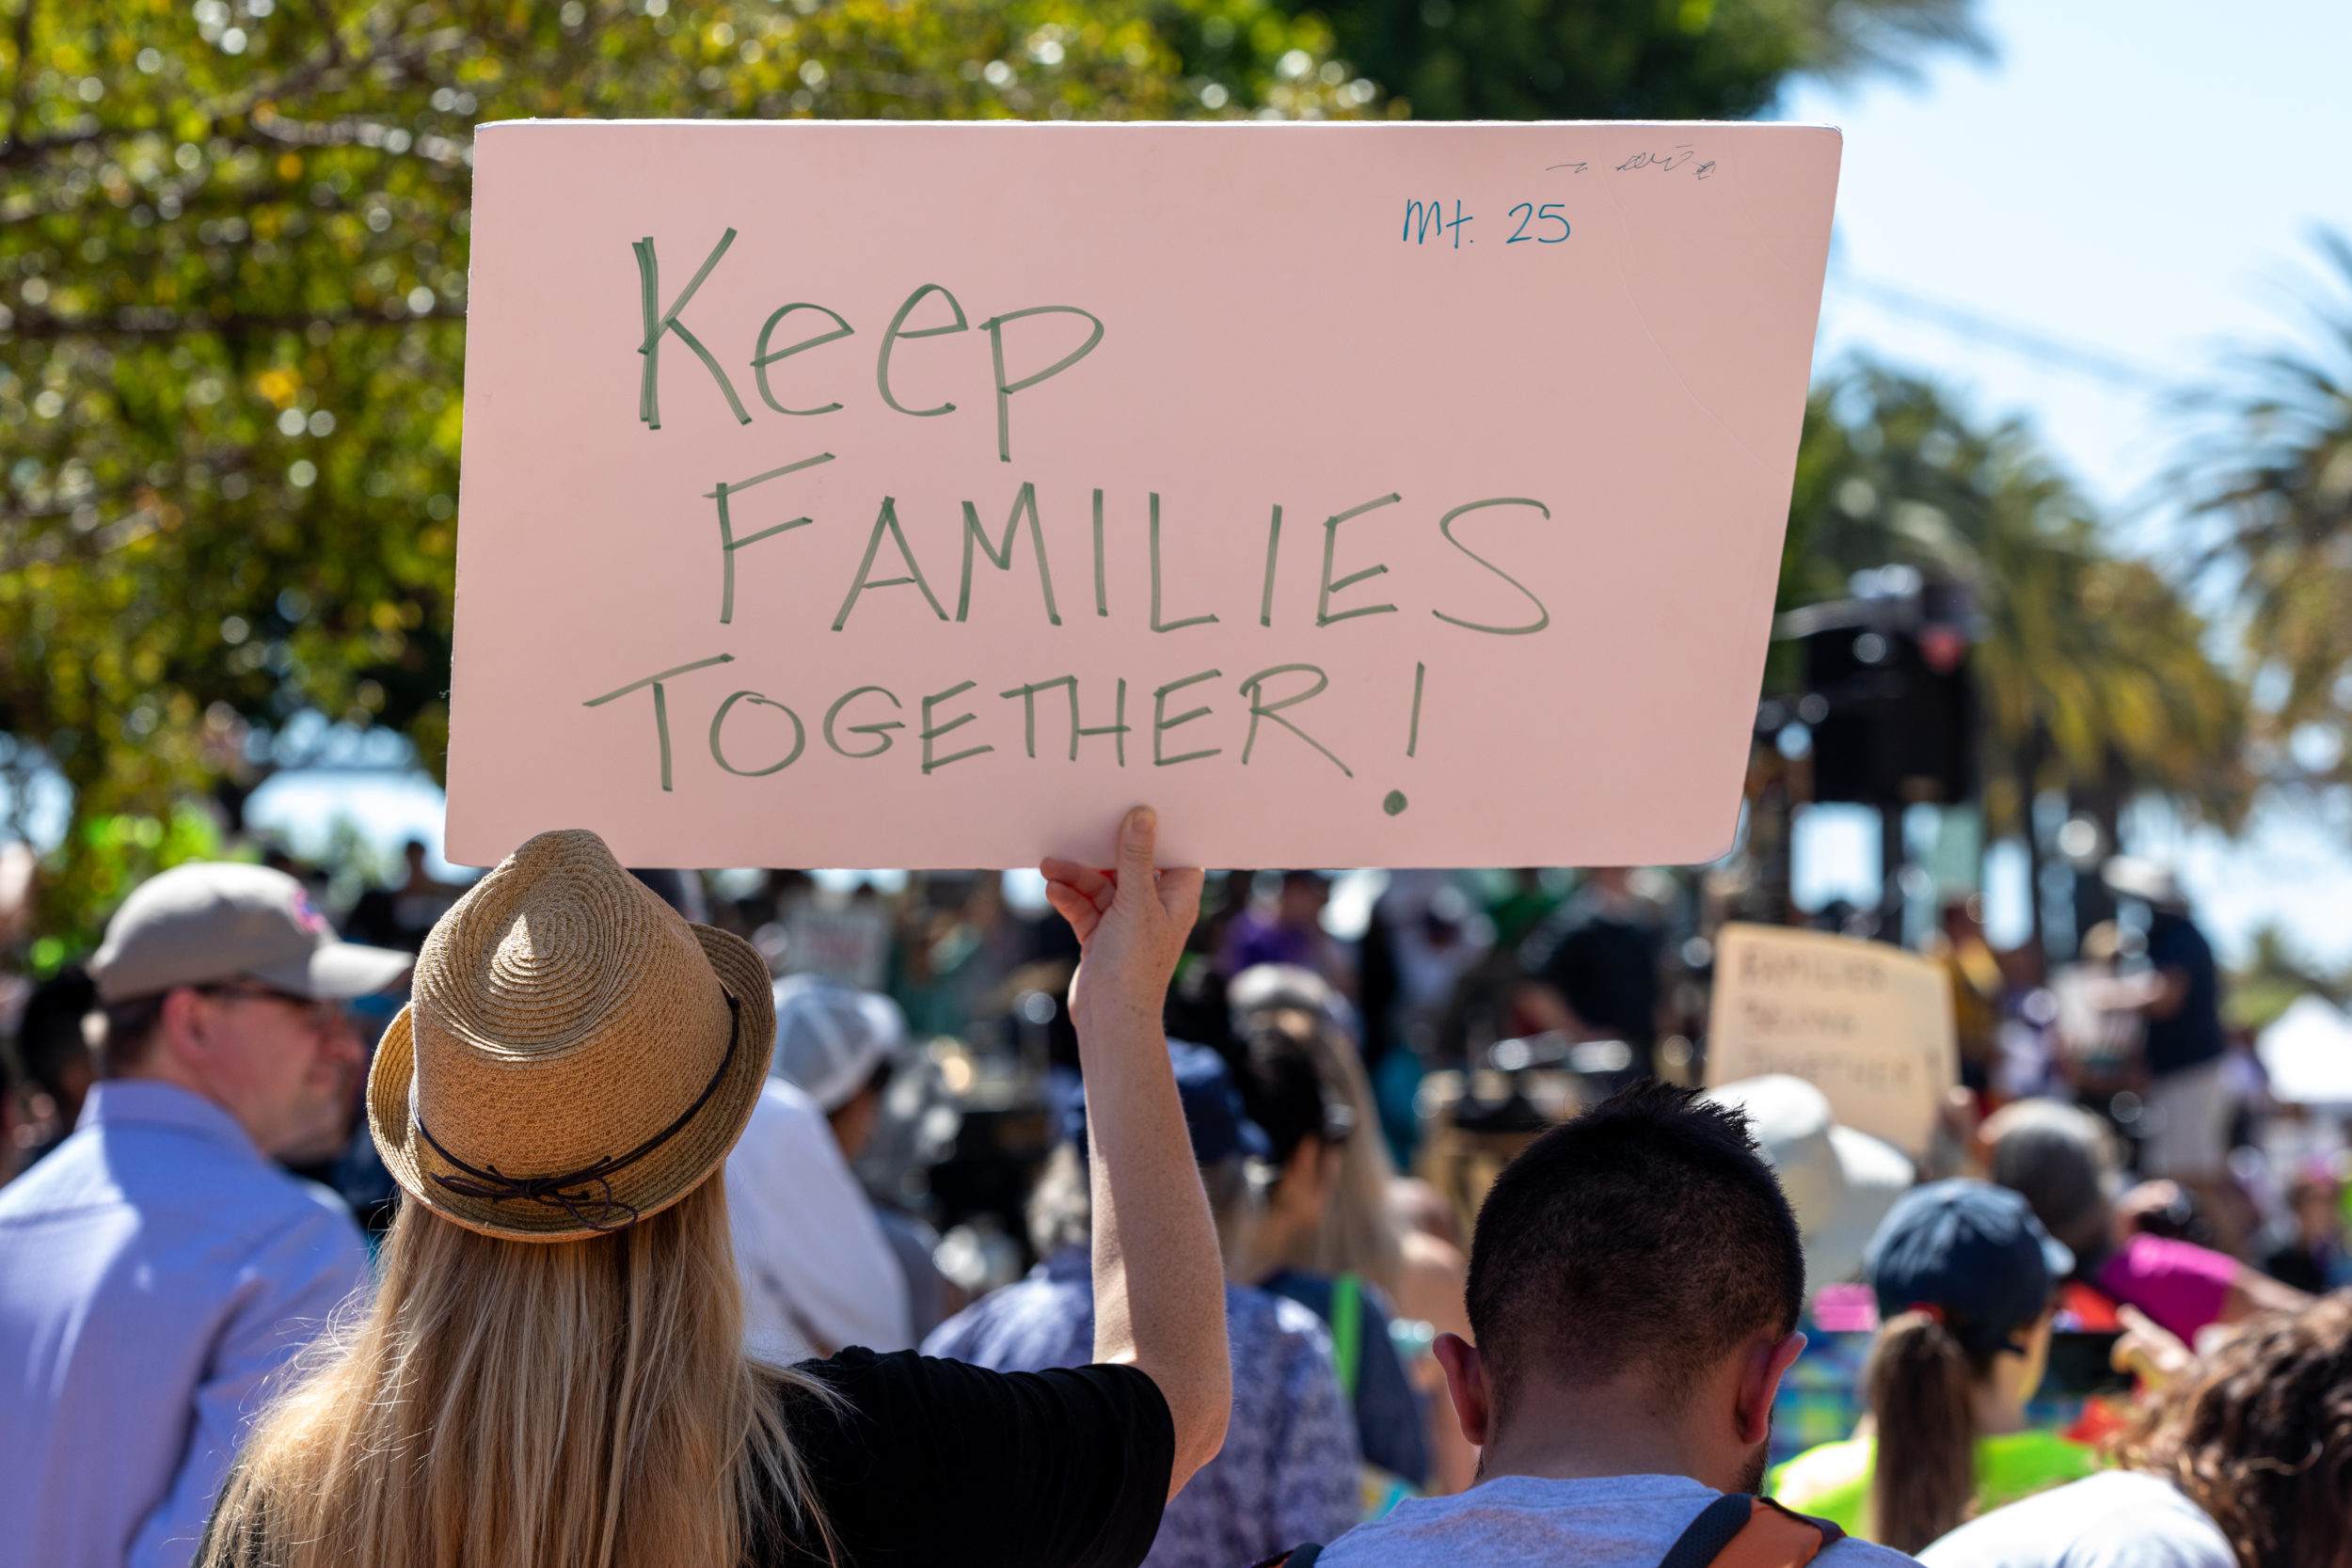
[367,922,775,1243]
[1804,1125,1917,1291]
[250,940,415,1002]
[2040,1231,2076,1280]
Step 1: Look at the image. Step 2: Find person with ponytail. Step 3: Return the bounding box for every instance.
[1771,1180,2099,1552]
[197,809,1231,1568]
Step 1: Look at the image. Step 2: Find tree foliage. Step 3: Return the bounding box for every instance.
[1283,0,1984,120]
[2182,230,2352,793]
[0,0,1371,944]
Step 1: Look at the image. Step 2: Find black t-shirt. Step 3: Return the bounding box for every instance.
[755,1349,1175,1568]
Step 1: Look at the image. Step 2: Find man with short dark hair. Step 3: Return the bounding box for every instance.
[0,862,410,1568]
[1313,1082,1918,1567]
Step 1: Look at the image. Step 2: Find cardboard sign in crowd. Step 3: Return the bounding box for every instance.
[1705,923,1958,1158]
[444,121,1840,869]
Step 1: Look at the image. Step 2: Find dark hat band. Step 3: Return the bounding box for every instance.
[411,992,741,1234]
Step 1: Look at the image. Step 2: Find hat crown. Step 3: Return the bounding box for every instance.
[90,861,325,1002]
[1707,1075,1836,1215]
[403,831,734,1204]
[414,830,690,1061]
[1867,1179,2072,1354]
[771,976,903,1110]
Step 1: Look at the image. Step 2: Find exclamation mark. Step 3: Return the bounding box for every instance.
[1383,661,1424,816]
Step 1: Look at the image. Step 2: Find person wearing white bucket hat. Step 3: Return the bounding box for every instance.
[749,976,962,1343]
[197,809,1232,1568]
[724,976,911,1364]
[1702,1075,1915,1293]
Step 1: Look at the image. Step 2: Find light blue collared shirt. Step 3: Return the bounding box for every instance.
[0,1081,372,1568]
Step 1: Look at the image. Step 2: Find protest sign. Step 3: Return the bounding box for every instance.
[444,120,1840,869]
[1705,922,1956,1158]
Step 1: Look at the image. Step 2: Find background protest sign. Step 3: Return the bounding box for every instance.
[444,121,1840,869]
[1704,922,1957,1158]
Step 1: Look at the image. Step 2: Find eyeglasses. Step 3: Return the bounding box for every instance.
[196,983,349,1035]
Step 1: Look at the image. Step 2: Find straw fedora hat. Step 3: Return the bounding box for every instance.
[367,828,774,1242]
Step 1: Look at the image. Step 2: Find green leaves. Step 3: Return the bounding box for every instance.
[0,0,1367,945]
[1273,0,1984,121]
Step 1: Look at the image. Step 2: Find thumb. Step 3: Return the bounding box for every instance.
[1113,805,1158,902]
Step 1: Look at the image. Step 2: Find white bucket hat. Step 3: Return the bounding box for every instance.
[1705,1073,1915,1291]
[770,975,907,1112]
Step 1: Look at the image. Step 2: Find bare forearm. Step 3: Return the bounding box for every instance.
[1085,1001,1231,1487]
[2224,1264,2312,1323]
[1041,809,1228,1493]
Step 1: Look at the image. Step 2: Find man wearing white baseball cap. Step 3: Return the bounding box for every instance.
[0,862,410,1568]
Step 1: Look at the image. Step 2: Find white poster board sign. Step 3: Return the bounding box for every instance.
[443,119,1840,870]
[1705,922,1956,1158]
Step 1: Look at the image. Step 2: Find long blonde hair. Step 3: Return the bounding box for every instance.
[199,1176,834,1568]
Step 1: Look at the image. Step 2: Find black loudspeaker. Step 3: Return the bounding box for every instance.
[1801,621,1975,807]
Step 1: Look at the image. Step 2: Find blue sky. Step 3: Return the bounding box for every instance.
[1776,0,2352,963]
[250,0,2352,962]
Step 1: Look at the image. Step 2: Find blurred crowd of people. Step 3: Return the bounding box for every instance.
[0,834,2346,1568]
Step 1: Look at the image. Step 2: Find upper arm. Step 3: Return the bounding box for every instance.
[134,1210,367,1568]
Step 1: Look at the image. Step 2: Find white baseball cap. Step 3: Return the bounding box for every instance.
[769,975,907,1111]
[1705,1073,1915,1291]
[90,861,412,1005]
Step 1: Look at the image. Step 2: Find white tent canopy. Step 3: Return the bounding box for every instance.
[2257,995,2352,1107]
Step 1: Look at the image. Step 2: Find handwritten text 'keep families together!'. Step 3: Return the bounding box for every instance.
[586,226,1560,818]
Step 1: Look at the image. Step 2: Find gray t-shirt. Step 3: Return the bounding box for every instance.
[1918,1472,2234,1568]
[1316,1473,1922,1568]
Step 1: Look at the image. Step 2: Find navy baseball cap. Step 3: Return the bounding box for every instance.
[1866,1179,2074,1357]
[1056,1040,1270,1166]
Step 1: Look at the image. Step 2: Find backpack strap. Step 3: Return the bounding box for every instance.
[1329,1274,1364,1400]
[1661,1496,1843,1568]
[1660,1494,1757,1568]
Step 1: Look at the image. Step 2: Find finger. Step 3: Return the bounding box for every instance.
[1041,858,1114,905]
[1044,881,1101,939]
[1157,866,1205,927]
[1111,805,1158,906]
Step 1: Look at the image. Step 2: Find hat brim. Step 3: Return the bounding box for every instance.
[1804,1124,1917,1291]
[368,923,776,1243]
[251,939,415,1002]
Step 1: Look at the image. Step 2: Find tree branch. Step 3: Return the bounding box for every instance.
[248,103,470,166]
[5,302,464,339]
[0,15,470,172]
[3,0,39,153]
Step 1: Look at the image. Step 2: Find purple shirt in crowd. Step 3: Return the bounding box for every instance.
[2093,1231,2238,1344]
[0,1081,372,1568]
[924,1245,1361,1568]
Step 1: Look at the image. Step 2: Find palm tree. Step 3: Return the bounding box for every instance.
[2180,230,2352,792]
[1777,367,2249,953]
